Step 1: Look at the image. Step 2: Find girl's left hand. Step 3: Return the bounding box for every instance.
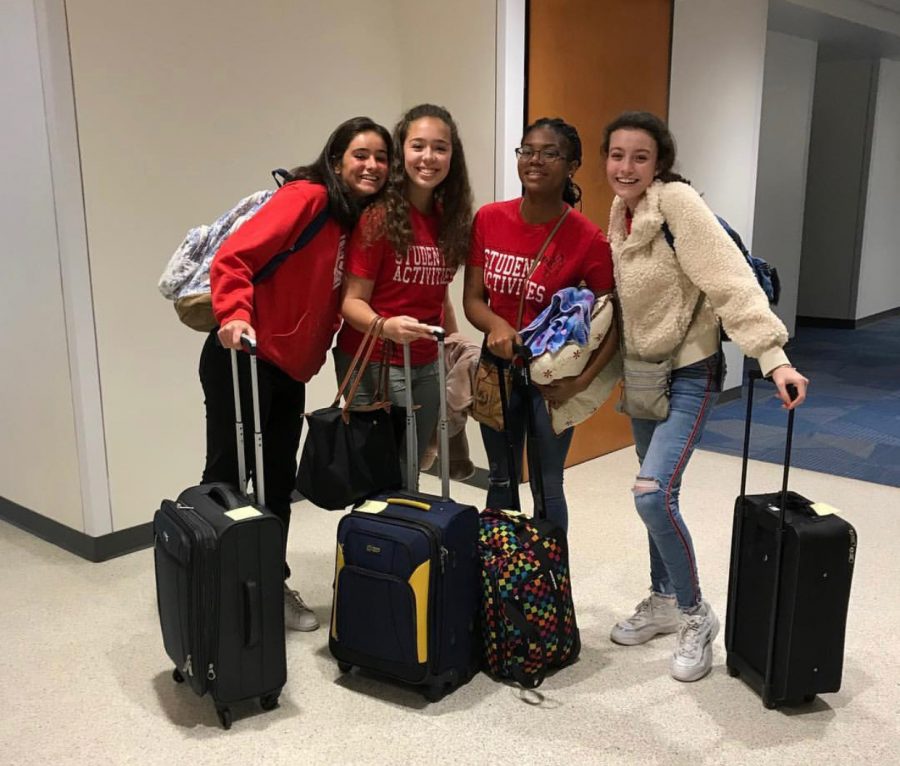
[771,365,809,409]
[534,375,584,407]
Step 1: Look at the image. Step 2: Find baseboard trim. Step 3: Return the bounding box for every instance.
[796,306,900,329]
[0,495,153,563]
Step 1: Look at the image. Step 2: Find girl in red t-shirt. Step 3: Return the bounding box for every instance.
[463,118,619,532]
[337,104,474,485]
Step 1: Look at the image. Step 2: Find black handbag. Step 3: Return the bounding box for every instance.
[296,317,402,510]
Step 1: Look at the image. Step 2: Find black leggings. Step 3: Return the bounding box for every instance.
[199,332,305,579]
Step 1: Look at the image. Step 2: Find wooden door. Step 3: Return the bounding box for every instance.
[527,0,673,466]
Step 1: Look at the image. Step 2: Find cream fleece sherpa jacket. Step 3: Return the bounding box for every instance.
[608,180,790,377]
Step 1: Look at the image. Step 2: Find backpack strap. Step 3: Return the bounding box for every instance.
[661,221,675,251]
[251,208,330,285]
[271,168,294,188]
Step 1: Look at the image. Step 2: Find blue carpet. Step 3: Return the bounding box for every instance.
[700,314,900,488]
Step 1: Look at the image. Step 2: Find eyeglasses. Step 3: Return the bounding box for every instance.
[515,147,566,162]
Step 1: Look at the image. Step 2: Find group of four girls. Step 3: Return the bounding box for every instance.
[204,105,809,683]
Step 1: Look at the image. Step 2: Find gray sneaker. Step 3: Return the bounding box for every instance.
[671,600,720,682]
[283,584,319,632]
[610,592,681,645]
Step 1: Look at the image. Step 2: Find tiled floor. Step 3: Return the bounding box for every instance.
[1,447,897,765]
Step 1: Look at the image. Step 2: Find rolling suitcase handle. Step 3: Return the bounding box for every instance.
[496,343,547,520]
[230,334,265,507]
[402,326,451,501]
[732,369,798,706]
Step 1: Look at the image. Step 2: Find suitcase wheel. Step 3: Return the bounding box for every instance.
[216,706,232,730]
[803,694,816,704]
[424,683,446,703]
[726,664,739,678]
[172,668,185,684]
[260,693,280,711]
[763,697,778,710]
[337,661,353,674]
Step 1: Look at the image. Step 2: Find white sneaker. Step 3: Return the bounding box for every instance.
[283,584,319,632]
[610,592,681,646]
[671,600,720,682]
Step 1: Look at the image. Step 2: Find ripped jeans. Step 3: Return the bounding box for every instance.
[629,353,723,610]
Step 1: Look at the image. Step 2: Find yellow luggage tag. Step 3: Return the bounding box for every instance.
[355,500,388,514]
[224,506,263,521]
[811,502,841,516]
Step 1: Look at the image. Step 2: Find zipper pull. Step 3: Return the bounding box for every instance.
[440,546,448,573]
[207,663,216,681]
[182,654,193,677]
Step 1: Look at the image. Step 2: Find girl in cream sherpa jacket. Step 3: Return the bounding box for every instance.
[608,179,789,377]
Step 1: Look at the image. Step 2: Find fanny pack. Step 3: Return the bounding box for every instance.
[617,295,703,421]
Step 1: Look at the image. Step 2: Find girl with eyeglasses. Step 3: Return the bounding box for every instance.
[463,117,618,532]
[337,104,474,486]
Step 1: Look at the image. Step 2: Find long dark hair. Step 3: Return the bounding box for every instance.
[522,117,583,207]
[373,104,474,270]
[288,116,392,230]
[601,111,690,185]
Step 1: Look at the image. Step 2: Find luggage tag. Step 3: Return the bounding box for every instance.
[224,506,263,521]
[811,502,841,516]
[355,500,388,514]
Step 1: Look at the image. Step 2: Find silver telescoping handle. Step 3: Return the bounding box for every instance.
[402,327,449,500]
[433,328,450,501]
[403,342,417,494]
[230,334,265,507]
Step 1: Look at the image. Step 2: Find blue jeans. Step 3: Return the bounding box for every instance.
[481,383,574,532]
[630,353,723,610]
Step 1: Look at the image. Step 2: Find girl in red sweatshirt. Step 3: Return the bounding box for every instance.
[206,116,391,631]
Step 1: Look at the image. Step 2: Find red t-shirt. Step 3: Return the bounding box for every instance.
[468,199,614,328]
[336,205,455,365]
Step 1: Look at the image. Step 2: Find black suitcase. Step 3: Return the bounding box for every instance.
[329,331,481,701]
[154,337,286,729]
[725,371,857,708]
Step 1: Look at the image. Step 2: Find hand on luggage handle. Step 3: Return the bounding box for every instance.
[240,334,257,355]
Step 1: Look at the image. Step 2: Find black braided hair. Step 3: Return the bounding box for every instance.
[522,117,583,207]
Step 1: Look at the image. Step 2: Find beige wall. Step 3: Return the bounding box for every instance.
[61,0,497,530]
[1,0,83,529]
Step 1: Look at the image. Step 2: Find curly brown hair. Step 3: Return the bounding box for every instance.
[365,104,473,271]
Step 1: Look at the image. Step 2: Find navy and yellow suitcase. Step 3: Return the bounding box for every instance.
[329,331,481,701]
[154,338,286,729]
[725,371,857,708]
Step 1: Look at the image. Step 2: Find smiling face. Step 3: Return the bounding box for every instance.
[336,130,389,198]
[517,126,579,199]
[605,127,659,210]
[403,116,452,196]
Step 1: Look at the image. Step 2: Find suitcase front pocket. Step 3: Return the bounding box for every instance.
[335,565,427,666]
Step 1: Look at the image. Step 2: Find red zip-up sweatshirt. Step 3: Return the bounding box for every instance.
[211,181,346,382]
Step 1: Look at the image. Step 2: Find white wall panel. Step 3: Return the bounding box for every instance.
[0,0,83,530]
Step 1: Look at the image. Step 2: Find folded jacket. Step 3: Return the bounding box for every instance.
[520,286,595,356]
[529,293,623,433]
